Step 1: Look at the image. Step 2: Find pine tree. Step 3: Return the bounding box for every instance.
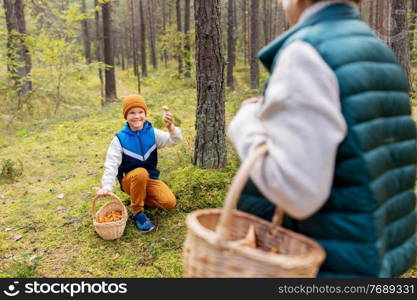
[194,0,227,169]
[102,0,117,103]
[3,0,32,96]
[249,0,259,89]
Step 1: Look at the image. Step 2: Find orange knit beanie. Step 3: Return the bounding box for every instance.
[122,95,148,119]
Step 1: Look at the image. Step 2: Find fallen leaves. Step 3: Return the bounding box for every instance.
[11,234,23,241]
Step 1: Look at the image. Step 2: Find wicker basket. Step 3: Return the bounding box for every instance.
[92,192,128,240]
[183,144,326,277]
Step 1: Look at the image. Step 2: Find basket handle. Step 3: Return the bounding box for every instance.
[216,143,284,240]
[92,192,124,219]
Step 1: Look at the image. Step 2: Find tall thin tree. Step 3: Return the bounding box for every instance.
[184,0,191,78]
[250,0,259,89]
[3,0,32,96]
[242,0,248,65]
[262,0,270,45]
[101,0,117,104]
[162,2,168,67]
[194,0,227,169]
[94,0,104,105]
[227,0,236,89]
[176,0,183,75]
[81,0,91,63]
[268,0,273,42]
[129,0,140,92]
[139,0,148,77]
[368,0,375,30]
[375,0,388,43]
[147,0,157,69]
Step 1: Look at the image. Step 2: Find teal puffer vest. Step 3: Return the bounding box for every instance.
[238,4,417,277]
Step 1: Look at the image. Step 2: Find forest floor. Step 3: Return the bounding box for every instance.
[0,64,257,277]
[0,64,416,277]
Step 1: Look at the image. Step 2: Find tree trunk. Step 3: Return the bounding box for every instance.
[129,0,138,77]
[94,0,104,105]
[147,0,157,69]
[162,3,168,67]
[102,1,117,104]
[250,0,259,89]
[368,0,375,29]
[184,0,192,78]
[123,4,130,71]
[139,0,148,77]
[120,41,125,70]
[194,0,227,169]
[375,0,388,43]
[129,0,140,93]
[3,0,32,96]
[176,0,183,76]
[242,0,248,65]
[227,0,236,89]
[277,2,289,33]
[81,0,91,64]
[268,0,273,41]
[262,0,269,45]
[388,0,410,84]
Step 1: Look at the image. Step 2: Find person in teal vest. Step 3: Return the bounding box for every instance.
[228,0,417,277]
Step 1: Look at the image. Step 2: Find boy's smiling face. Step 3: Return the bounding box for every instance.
[126,107,147,131]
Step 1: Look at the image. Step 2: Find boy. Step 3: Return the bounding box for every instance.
[229,0,417,277]
[96,95,183,232]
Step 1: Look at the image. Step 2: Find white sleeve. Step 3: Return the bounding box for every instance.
[101,136,122,191]
[155,127,183,148]
[228,40,347,219]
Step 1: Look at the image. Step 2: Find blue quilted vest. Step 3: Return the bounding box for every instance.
[238,4,417,277]
[116,121,159,186]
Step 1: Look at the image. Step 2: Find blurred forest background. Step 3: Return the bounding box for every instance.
[0,0,416,278]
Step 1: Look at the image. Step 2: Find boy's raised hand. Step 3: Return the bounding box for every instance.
[96,187,110,198]
[163,109,175,132]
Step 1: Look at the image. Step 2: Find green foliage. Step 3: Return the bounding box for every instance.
[0,159,23,183]
[31,32,100,114]
[159,24,196,64]
[0,0,103,129]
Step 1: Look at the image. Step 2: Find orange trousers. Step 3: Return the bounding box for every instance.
[121,167,176,215]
